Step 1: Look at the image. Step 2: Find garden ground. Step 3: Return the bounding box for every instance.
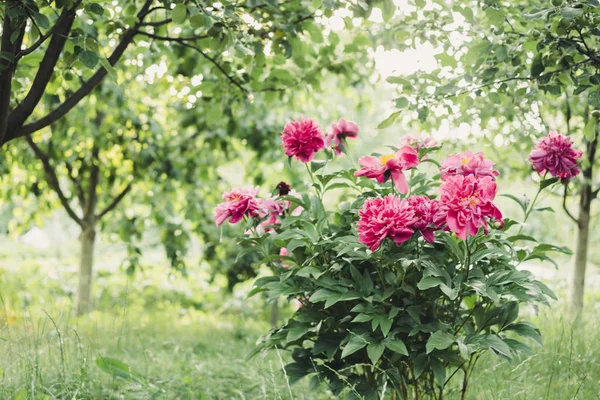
[1,234,600,399]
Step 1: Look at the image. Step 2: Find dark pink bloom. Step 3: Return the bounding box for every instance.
[357,194,417,251]
[354,146,419,193]
[325,118,359,156]
[440,151,499,181]
[529,130,583,179]
[438,175,502,240]
[407,196,443,243]
[214,187,261,226]
[281,118,325,162]
[400,135,438,150]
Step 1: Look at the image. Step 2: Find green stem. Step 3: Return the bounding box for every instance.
[518,173,547,234]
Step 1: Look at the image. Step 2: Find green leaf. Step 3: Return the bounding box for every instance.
[367,343,385,364]
[504,322,542,346]
[34,13,50,30]
[342,335,369,358]
[531,53,545,77]
[287,326,308,342]
[481,335,512,359]
[382,0,395,22]
[384,339,408,356]
[561,7,583,19]
[584,118,596,141]
[540,177,559,189]
[417,276,443,290]
[377,111,401,129]
[426,331,455,354]
[190,14,212,29]
[79,50,99,69]
[395,97,409,109]
[500,193,528,215]
[96,357,143,383]
[172,4,187,24]
[87,3,104,15]
[589,90,600,108]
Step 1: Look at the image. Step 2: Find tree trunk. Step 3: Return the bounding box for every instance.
[75,226,96,316]
[570,130,597,316]
[570,187,591,316]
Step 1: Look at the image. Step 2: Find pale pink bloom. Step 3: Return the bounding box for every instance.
[407,196,443,243]
[281,118,325,162]
[357,194,417,251]
[529,130,583,179]
[354,146,419,193]
[438,175,503,240]
[440,151,499,181]
[214,187,260,226]
[325,118,359,156]
[400,135,438,150]
[280,248,291,269]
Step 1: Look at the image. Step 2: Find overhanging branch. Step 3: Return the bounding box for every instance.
[96,183,132,220]
[26,136,85,227]
[5,0,154,144]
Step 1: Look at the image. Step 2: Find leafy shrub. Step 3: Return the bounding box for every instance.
[217,119,567,399]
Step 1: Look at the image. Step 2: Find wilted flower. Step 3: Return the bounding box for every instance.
[400,135,438,150]
[276,181,291,196]
[438,175,503,240]
[214,187,261,226]
[529,130,583,179]
[281,118,325,162]
[326,118,359,156]
[354,146,419,193]
[440,151,499,181]
[407,195,443,243]
[357,194,416,251]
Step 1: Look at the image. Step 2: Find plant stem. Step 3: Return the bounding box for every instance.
[517,173,547,234]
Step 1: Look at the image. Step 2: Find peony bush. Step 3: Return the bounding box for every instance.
[216,120,575,399]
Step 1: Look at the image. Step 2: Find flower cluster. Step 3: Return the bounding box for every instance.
[400,135,438,150]
[281,117,360,162]
[529,130,583,179]
[214,183,301,231]
[440,150,499,180]
[214,187,261,226]
[356,150,503,249]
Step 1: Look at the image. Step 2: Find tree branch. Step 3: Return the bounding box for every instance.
[563,183,579,225]
[65,160,86,207]
[6,2,82,137]
[26,136,85,227]
[136,29,247,93]
[5,0,154,144]
[0,1,26,144]
[96,183,132,220]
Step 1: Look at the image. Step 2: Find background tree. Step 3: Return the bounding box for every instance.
[382,0,600,315]
[0,0,372,149]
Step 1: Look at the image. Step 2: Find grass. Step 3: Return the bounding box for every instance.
[1,237,600,399]
[1,303,600,399]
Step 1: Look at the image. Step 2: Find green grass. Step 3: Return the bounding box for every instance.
[1,304,600,399]
[1,239,600,399]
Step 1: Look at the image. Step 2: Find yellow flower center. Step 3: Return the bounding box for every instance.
[461,157,471,166]
[231,195,242,201]
[380,154,395,165]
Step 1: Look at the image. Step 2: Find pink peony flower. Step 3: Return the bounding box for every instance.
[438,175,503,240]
[280,248,291,269]
[400,135,438,150]
[257,197,285,231]
[281,118,325,162]
[214,187,261,226]
[354,146,419,193]
[357,194,417,251]
[440,151,499,181]
[529,130,583,179]
[407,195,443,243]
[325,118,359,156]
